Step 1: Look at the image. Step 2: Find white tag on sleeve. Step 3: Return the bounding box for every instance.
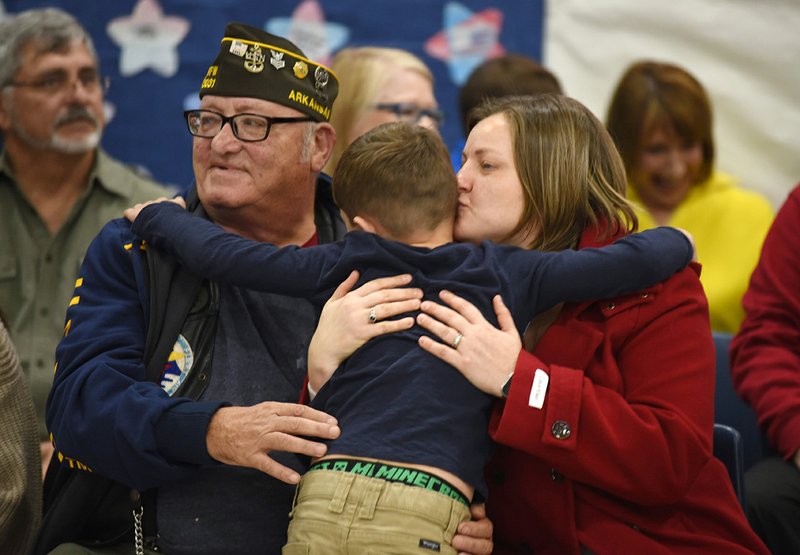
[528,368,549,409]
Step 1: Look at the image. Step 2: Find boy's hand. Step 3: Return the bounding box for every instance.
[123,195,186,222]
[674,226,697,261]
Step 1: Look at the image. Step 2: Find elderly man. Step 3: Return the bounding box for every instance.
[0,7,169,471]
[43,22,492,555]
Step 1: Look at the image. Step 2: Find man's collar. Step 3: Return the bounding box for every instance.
[93,149,133,196]
[0,147,111,195]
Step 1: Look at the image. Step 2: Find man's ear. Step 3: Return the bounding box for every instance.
[309,122,336,172]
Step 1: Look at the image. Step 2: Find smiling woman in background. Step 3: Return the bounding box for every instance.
[324,46,443,175]
[606,60,774,333]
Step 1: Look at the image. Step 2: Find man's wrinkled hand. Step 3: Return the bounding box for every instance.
[206,402,339,484]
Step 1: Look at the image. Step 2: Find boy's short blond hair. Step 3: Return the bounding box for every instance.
[333,122,457,240]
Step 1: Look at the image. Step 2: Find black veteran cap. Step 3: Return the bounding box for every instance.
[199,23,338,122]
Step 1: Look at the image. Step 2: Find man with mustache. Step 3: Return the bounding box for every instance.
[0,8,169,474]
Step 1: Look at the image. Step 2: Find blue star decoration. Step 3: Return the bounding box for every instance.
[265,0,350,66]
[106,0,190,78]
[425,2,506,85]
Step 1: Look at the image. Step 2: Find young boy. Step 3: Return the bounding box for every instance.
[128,122,693,553]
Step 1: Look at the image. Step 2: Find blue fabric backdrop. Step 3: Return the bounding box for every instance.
[4,0,544,188]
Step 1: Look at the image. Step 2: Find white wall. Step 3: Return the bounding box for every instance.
[544,0,800,209]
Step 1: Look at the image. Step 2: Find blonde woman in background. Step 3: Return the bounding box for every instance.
[606,60,774,333]
[324,47,443,175]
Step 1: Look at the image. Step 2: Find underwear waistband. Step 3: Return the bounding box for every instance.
[307,457,470,506]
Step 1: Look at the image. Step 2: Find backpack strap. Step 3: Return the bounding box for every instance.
[137,189,220,549]
[142,190,212,383]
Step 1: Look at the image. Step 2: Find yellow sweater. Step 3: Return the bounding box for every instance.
[629,171,774,333]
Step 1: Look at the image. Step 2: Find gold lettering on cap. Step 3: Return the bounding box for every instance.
[288,89,331,120]
[202,66,218,89]
[244,44,265,74]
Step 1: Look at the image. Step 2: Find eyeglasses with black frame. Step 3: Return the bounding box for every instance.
[374,102,445,128]
[184,109,314,142]
[8,67,110,95]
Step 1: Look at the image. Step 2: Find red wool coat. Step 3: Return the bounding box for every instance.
[487,227,768,555]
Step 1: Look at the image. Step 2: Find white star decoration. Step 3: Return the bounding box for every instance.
[266,0,349,66]
[107,0,190,78]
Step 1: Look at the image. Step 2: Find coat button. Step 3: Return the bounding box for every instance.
[550,468,564,482]
[605,302,616,310]
[640,292,649,299]
[551,420,571,440]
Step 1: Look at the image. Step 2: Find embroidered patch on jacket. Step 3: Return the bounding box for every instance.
[160,334,194,396]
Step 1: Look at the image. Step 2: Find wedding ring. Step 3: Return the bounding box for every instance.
[452,332,463,349]
[369,307,377,324]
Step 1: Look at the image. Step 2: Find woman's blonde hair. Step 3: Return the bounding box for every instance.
[606,61,714,187]
[471,94,637,252]
[324,47,433,174]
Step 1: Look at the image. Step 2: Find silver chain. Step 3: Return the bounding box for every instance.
[133,505,144,555]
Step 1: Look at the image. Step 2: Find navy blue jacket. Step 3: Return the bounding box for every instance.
[47,178,345,491]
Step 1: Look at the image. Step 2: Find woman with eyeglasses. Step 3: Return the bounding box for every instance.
[323,47,444,176]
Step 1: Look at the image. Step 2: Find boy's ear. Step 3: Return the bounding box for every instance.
[352,215,379,234]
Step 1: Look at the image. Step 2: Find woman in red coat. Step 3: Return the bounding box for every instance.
[309,94,767,554]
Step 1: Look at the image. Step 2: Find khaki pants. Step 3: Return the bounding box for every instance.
[283,469,471,554]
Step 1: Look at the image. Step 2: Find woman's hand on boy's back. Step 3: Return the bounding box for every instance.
[417,291,521,397]
[308,271,422,391]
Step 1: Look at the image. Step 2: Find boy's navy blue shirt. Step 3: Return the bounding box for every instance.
[132,202,692,499]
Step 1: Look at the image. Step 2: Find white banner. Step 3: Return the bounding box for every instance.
[544,0,800,209]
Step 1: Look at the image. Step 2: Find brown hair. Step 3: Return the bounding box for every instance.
[471,94,637,251]
[459,54,562,137]
[606,60,714,186]
[324,47,433,175]
[333,122,457,240]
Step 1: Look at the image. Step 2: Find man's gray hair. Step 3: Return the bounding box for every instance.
[0,8,97,88]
